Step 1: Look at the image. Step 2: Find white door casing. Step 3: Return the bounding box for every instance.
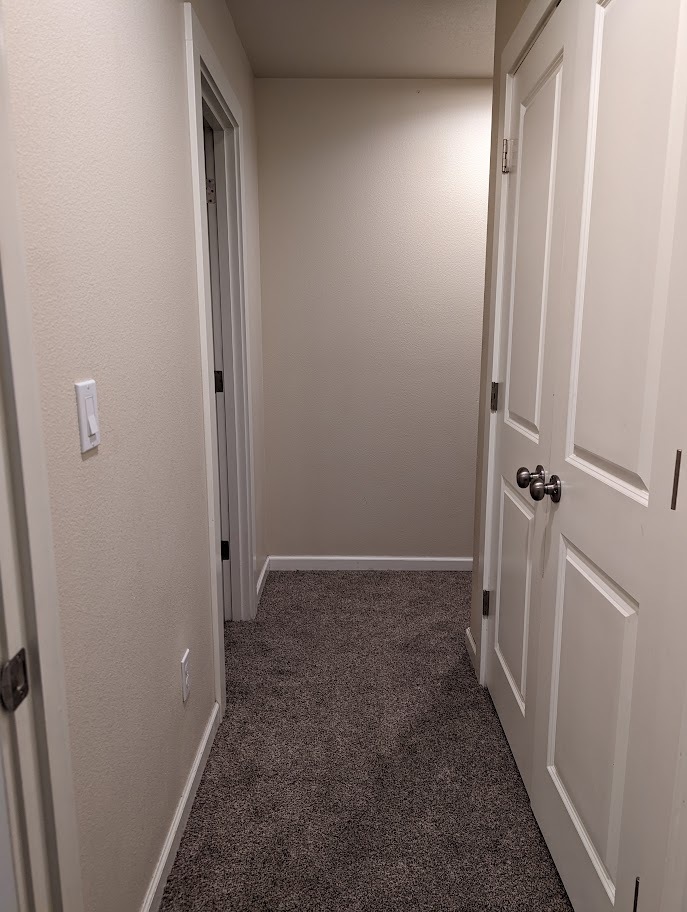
[0,747,19,912]
[0,400,28,909]
[203,118,233,621]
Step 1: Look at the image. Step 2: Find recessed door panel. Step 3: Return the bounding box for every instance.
[569,0,681,495]
[495,483,534,711]
[506,64,562,441]
[548,542,637,897]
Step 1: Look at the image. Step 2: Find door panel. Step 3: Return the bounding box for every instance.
[568,0,680,495]
[488,0,581,793]
[530,1,686,909]
[506,62,562,440]
[494,482,534,711]
[548,541,637,890]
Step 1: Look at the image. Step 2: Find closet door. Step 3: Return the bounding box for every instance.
[530,1,687,909]
[487,0,581,792]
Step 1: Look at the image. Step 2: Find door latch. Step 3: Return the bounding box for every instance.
[530,474,562,503]
[0,648,29,713]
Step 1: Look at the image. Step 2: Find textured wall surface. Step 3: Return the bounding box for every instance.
[1,0,264,908]
[257,78,492,558]
[470,0,531,664]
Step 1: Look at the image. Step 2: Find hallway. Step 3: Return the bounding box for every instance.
[161,572,571,911]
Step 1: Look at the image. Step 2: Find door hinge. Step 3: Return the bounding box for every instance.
[214,370,224,393]
[221,540,230,561]
[482,590,491,618]
[502,138,511,174]
[206,177,216,204]
[0,648,29,713]
[490,381,499,412]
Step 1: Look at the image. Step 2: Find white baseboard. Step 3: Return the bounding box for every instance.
[465,625,477,661]
[256,557,270,604]
[141,702,220,912]
[268,555,473,571]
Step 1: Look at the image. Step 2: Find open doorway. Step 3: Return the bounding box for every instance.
[202,114,234,624]
[184,5,257,719]
[196,73,255,629]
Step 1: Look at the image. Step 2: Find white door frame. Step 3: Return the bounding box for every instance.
[0,14,84,911]
[0,745,20,912]
[183,4,257,711]
[472,0,559,683]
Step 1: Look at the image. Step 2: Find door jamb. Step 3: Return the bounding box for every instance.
[473,0,559,683]
[0,15,84,911]
[183,5,257,715]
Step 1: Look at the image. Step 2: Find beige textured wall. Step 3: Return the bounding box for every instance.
[257,78,492,558]
[470,0,531,660]
[1,1,264,909]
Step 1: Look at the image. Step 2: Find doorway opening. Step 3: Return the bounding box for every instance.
[203,111,234,625]
[185,6,257,716]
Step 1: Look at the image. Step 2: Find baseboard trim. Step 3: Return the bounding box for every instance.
[465,625,477,661]
[256,557,270,604]
[141,701,220,912]
[268,556,473,571]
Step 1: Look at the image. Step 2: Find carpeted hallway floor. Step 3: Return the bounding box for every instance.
[160,571,572,911]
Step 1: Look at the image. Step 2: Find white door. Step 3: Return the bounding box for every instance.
[488,0,582,791]
[616,66,687,908]
[529,0,687,909]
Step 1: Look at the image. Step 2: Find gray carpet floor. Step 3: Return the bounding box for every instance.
[160,571,572,911]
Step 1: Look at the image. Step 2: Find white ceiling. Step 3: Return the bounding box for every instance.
[224,0,497,79]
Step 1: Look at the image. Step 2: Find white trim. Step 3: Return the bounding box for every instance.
[184,4,257,713]
[256,557,270,604]
[269,556,473,571]
[140,703,220,912]
[465,626,478,664]
[503,0,558,76]
[0,16,84,911]
[473,0,559,686]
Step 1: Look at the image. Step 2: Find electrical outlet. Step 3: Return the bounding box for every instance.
[181,648,191,703]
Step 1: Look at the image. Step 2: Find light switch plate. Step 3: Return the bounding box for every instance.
[181,648,191,703]
[74,380,100,453]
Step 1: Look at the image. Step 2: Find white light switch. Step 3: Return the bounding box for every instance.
[86,398,98,436]
[181,648,191,703]
[75,380,101,453]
